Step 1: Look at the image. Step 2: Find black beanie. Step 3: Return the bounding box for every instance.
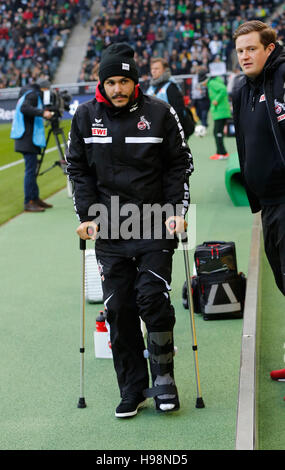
[99,43,139,84]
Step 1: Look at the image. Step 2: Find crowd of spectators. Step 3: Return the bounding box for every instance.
[270,3,285,42]
[0,0,88,89]
[78,0,285,84]
[0,0,284,89]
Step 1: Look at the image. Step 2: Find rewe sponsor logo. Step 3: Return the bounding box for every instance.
[0,108,15,121]
[277,113,285,122]
[92,127,107,136]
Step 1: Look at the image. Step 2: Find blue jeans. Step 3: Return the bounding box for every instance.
[23,153,39,204]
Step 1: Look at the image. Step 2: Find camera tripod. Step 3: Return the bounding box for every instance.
[36,118,68,177]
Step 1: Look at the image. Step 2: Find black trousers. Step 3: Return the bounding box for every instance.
[193,98,209,127]
[261,203,285,295]
[213,118,227,155]
[95,241,176,397]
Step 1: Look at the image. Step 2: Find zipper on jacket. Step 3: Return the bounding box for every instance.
[249,87,256,112]
[251,93,256,111]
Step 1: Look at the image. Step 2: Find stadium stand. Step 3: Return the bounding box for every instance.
[77,0,285,85]
[0,0,91,88]
[53,1,100,84]
[0,0,283,90]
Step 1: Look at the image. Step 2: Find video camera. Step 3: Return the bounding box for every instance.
[37,88,72,177]
[43,88,72,123]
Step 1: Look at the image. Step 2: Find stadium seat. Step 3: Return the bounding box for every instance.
[225,152,249,207]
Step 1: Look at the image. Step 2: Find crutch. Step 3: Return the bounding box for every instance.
[170,220,205,409]
[182,232,205,408]
[77,238,87,408]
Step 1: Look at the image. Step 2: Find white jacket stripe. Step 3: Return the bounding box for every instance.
[84,137,112,143]
[125,137,163,143]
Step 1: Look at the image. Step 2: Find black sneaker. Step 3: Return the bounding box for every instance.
[115,393,147,418]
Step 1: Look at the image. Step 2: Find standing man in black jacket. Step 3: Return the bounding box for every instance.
[232,21,285,378]
[66,43,193,418]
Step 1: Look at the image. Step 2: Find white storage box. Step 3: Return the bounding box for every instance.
[94,331,113,358]
[85,249,103,303]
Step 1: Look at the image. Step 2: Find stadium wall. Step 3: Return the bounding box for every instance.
[0,73,224,123]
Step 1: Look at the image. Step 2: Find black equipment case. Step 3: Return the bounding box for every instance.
[182,241,246,320]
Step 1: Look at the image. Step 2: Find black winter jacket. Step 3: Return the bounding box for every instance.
[66,85,193,242]
[14,84,45,154]
[232,43,285,213]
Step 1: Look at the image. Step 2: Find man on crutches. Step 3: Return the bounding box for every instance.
[66,42,194,418]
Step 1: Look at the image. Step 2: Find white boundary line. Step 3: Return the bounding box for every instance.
[0,145,61,172]
[235,212,262,450]
[0,159,24,171]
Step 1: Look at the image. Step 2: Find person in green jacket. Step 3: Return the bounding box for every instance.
[198,71,232,160]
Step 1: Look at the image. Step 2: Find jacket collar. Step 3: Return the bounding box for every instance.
[264,42,285,73]
[149,70,171,87]
[248,42,285,87]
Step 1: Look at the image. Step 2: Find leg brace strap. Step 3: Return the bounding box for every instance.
[147,331,174,377]
[143,384,178,398]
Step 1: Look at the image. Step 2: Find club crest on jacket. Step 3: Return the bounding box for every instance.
[137,116,151,130]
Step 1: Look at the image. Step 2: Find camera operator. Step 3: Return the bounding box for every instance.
[10,77,54,212]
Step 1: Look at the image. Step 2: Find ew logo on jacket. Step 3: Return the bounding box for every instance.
[92,127,108,136]
[259,94,266,102]
[137,115,151,130]
[129,103,138,113]
[92,117,104,127]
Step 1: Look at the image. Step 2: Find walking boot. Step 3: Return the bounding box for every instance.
[143,331,180,413]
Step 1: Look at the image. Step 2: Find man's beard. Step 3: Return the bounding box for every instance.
[110,89,135,108]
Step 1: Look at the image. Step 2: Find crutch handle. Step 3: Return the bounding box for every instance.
[168,220,188,244]
[168,218,188,239]
[87,225,95,237]
[80,238,86,251]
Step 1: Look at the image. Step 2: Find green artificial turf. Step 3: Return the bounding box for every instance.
[0,123,16,166]
[0,122,256,450]
[257,247,285,450]
[0,120,71,226]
